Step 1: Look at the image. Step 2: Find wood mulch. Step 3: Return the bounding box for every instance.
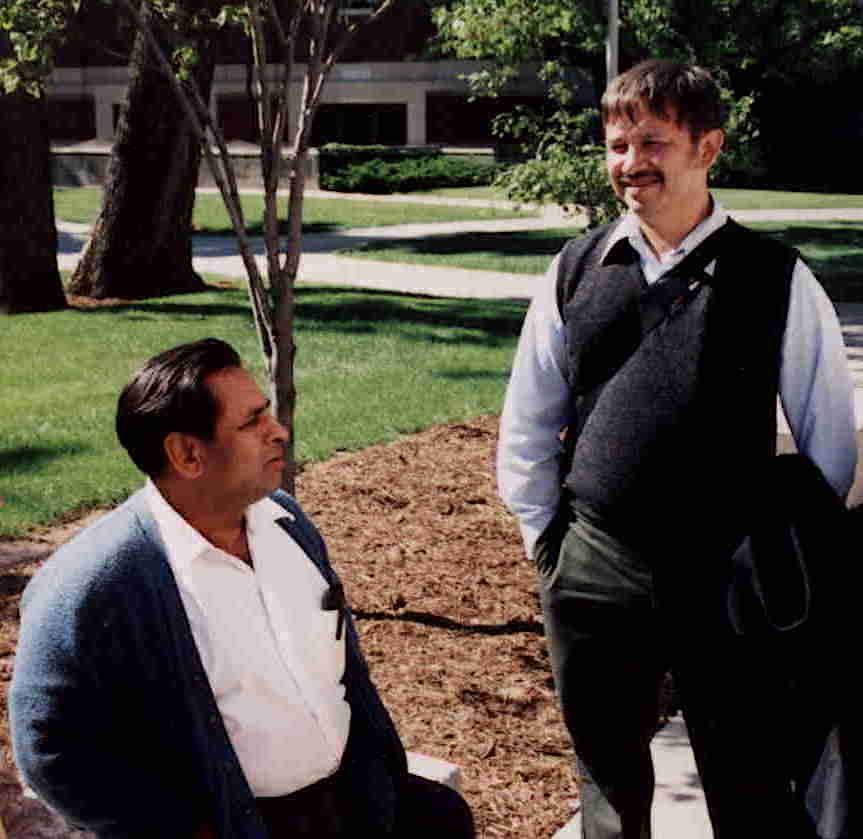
[0,415,576,838]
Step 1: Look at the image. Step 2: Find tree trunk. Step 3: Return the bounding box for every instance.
[69,13,214,299]
[0,89,67,315]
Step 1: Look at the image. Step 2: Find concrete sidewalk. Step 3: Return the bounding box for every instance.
[552,716,712,838]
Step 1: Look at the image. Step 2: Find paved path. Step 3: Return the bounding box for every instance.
[54,201,862,839]
[56,203,863,388]
[552,715,713,839]
[55,204,863,300]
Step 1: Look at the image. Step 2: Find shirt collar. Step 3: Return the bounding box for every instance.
[145,480,287,572]
[601,197,729,267]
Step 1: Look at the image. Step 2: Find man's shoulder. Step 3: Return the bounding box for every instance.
[268,489,327,554]
[716,219,800,300]
[23,490,164,613]
[559,221,619,265]
[554,220,622,314]
[721,217,799,266]
[268,488,302,517]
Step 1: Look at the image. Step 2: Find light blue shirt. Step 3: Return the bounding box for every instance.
[498,202,859,555]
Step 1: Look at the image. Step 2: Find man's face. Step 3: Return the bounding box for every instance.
[197,366,288,509]
[605,104,721,229]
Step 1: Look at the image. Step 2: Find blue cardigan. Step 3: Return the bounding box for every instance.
[10,489,407,839]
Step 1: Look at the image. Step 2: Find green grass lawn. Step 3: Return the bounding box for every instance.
[340,229,577,276]
[0,284,525,539]
[384,184,863,210]
[714,188,863,211]
[338,221,863,300]
[53,187,530,233]
[402,186,507,201]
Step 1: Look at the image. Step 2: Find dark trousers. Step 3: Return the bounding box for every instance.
[536,510,822,839]
[256,771,474,838]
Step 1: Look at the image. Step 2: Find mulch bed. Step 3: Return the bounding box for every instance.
[1,415,577,838]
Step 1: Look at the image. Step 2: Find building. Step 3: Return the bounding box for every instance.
[43,2,575,151]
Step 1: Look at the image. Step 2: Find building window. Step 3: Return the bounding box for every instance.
[426,94,545,146]
[46,97,96,142]
[312,103,406,146]
[217,96,259,143]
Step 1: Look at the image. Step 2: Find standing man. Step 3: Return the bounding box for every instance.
[497,60,857,838]
[11,338,474,839]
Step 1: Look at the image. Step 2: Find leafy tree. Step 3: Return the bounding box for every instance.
[434,0,863,205]
[0,11,69,314]
[626,0,863,190]
[3,0,403,488]
[69,3,215,298]
[433,0,613,222]
[114,0,402,491]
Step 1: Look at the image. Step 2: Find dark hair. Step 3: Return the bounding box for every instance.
[116,338,242,477]
[601,59,724,140]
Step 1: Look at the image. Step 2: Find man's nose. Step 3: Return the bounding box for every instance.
[267,414,289,442]
[620,144,644,173]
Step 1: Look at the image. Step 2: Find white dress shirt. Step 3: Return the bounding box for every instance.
[147,481,351,797]
[498,202,859,555]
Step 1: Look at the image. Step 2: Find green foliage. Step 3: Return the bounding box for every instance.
[0,0,80,96]
[628,0,863,87]
[435,0,863,197]
[711,93,765,188]
[432,0,604,68]
[0,0,243,94]
[489,102,618,226]
[320,151,505,194]
[495,145,618,228]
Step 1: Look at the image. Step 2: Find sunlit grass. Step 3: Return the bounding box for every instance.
[0,282,525,538]
[714,188,863,211]
[53,187,531,233]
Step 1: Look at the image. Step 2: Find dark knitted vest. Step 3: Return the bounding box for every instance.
[557,218,797,552]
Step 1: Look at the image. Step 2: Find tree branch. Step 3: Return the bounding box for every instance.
[116,0,275,359]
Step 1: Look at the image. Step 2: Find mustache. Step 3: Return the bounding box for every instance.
[618,171,663,186]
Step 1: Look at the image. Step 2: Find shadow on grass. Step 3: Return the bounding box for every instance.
[760,222,863,303]
[71,290,254,322]
[68,285,527,344]
[295,286,527,343]
[0,444,87,475]
[350,229,572,259]
[194,221,344,237]
[436,368,510,381]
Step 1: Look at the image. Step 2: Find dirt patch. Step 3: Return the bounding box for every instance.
[0,416,577,838]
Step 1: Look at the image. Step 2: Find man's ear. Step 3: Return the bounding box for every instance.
[699,128,724,170]
[163,432,206,480]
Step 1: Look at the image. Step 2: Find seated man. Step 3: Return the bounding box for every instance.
[10,338,474,839]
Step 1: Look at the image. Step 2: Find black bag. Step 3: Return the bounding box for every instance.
[727,453,849,638]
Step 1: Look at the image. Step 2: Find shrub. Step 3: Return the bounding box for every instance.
[496,144,620,229]
[319,145,504,193]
